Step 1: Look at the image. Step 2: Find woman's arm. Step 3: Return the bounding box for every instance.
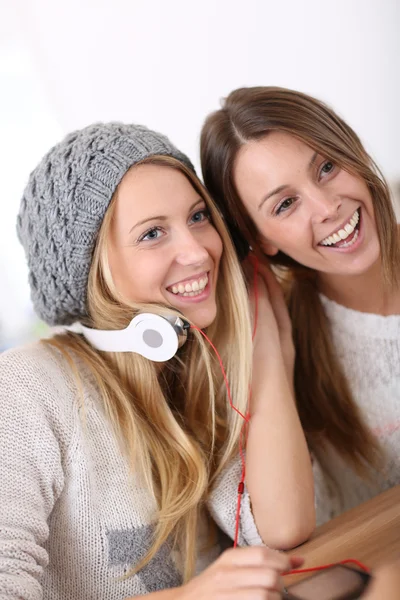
[244,260,315,549]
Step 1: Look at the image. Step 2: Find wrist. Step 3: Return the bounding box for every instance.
[253,351,287,380]
[250,370,295,416]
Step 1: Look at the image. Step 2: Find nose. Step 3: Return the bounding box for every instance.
[174,230,209,267]
[309,189,342,224]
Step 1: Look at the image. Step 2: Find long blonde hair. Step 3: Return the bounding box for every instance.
[45,156,252,581]
[200,86,400,473]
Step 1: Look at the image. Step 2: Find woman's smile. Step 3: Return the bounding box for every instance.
[108,163,223,329]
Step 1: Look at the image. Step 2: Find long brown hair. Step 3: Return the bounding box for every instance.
[200,86,400,473]
[45,156,253,581]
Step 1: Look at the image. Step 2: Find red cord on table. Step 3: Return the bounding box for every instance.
[284,558,371,576]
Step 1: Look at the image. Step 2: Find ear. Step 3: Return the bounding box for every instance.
[259,236,279,257]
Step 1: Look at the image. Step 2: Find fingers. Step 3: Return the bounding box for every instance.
[255,261,291,333]
[227,591,281,600]
[220,546,293,573]
[182,547,303,600]
[245,256,288,317]
[215,566,283,592]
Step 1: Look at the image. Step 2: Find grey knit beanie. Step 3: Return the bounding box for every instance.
[17,122,195,326]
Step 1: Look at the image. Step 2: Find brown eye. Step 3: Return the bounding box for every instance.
[276,197,295,215]
[320,161,334,175]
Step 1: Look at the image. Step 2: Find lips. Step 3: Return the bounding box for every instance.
[167,272,209,297]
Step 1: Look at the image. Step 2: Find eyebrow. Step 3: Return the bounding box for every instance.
[128,198,204,234]
[257,151,318,211]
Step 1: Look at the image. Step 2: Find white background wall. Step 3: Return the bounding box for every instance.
[1,0,399,344]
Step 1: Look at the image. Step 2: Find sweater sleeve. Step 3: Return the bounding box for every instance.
[0,347,66,600]
[207,455,263,546]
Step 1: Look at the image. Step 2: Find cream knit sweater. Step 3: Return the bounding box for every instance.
[0,343,262,600]
[314,296,400,524]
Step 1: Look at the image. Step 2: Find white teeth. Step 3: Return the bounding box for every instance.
[320,210,359,246]
[168,274,209,296]
[340,228,359,248]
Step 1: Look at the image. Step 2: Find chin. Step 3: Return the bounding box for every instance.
[190,306,218,330]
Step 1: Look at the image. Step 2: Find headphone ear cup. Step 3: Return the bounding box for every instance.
[129,314,181,362]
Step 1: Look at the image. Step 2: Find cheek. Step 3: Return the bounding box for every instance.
[255,217,273,241]
[126,256,166,294]
[258,217,312,255]
[210,229,223,263]
[362,190,376,218]
[110,248,165,302]
[253,214,285,245]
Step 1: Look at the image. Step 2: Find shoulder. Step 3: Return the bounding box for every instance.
[0,340,95,422]
[1,340,75,391]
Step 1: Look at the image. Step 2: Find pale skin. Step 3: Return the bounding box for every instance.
[108,164,312,597]
[362,560,400,599]
[234,131,400,316]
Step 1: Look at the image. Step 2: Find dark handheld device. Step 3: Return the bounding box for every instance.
[284,564,371,600]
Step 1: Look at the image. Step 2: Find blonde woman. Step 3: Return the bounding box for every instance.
[0,123,311,599]
[201,86,400,524]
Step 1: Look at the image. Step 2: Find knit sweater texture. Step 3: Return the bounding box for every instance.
[0,343,262,600]
[315,295,400,523]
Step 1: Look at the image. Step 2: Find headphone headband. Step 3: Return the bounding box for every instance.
[76,313,189,362]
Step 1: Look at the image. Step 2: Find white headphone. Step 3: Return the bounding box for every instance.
[75,313,189,362]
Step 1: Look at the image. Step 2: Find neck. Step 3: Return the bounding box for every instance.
[317,259,400,315]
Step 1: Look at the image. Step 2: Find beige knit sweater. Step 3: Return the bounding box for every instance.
[0,342,262,600]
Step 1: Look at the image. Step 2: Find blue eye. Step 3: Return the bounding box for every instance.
[139,227,163,242]
[190,209,210,224]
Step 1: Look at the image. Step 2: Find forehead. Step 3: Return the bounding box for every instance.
[235,132,314,176]
[116,163,200,218]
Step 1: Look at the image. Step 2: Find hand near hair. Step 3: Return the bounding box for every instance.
[245,255,295,391]
[252,257,295,384]
[136,547,303,600]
